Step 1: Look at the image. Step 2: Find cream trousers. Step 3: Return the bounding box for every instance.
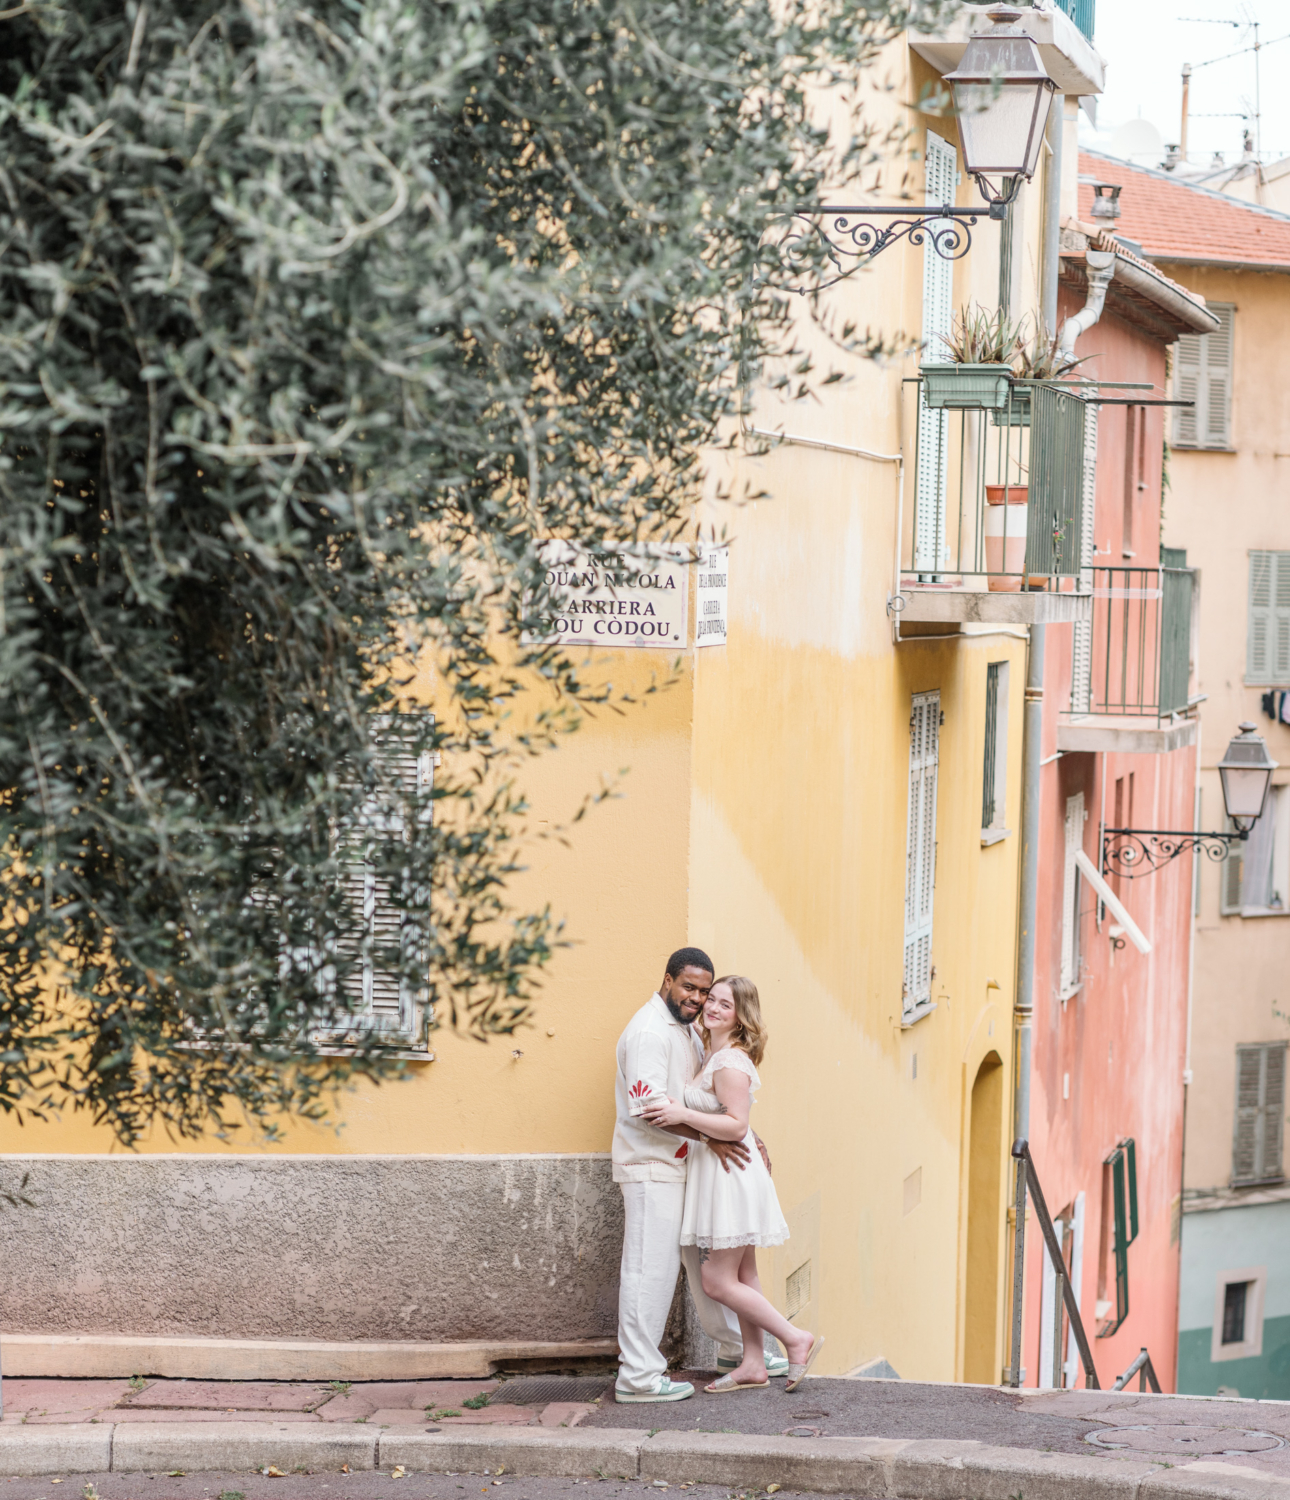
[616,1179,742,1394]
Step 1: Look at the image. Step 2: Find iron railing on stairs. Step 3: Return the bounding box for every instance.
[1113,1347,1163,1393]
[1069,564,1194,720]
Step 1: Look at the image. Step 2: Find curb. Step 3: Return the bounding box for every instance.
[3,1423,1290,1498]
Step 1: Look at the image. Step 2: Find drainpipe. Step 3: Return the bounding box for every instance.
[1058,251,1116,357]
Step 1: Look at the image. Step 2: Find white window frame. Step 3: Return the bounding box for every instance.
[1210,1265,1267,1363]
[903,692,940,1023]
[1060,792,1085,998]
[981,661,1010,843]
[1173,303,1234,450]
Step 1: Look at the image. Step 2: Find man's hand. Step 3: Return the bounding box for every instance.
[754,1132,772,1176]
[708,1138,752,1173]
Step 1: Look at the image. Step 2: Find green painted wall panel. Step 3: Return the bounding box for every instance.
[1177,1313,1290,1399]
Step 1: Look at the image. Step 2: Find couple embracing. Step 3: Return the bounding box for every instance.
[611,946,822,1403]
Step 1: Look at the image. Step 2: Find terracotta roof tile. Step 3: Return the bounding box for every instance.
[1078,148,1290,269]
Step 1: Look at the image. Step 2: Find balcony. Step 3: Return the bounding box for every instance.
[898,379,1094,626]
[1048,0,1095,46]
[1057,563,1198,754]
[908,3,1104,98]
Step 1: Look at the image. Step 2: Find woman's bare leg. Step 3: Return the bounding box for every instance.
[700,1247,812,1381]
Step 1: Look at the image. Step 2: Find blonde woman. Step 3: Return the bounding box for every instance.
[641,975,822,1393]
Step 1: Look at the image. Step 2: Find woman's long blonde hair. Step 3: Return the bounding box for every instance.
[700,974,768,1067]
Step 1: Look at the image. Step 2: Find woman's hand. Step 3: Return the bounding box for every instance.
[640,1096,687,1128]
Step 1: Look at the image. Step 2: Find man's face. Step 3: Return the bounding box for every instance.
[661,965,713,1025]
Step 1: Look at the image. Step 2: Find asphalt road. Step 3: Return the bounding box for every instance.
[578,1375,1103,1455]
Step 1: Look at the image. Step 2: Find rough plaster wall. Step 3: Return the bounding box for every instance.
[0,1154,624,1343]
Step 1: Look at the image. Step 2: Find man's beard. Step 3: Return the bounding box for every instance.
[664,993,695,1025]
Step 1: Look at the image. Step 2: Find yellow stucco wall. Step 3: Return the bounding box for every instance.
[0,38,1060,1384]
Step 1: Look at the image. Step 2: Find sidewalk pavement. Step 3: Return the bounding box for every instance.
[4,1373,1290,1497]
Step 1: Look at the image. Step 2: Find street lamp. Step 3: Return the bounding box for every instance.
[1103,723,1280,879]
[786,7,1059,284]
[943,7,1057,214]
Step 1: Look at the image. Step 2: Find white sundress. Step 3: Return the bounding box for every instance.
[678,1046,790,1250]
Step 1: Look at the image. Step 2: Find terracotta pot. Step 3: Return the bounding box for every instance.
[985,486,1027,591]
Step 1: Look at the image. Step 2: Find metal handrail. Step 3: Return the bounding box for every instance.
[1008,1139,1101,1390]
[1113,1347,1163,1393]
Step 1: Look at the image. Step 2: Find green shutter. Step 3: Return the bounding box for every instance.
[1248,551,1290,685]
[1124,1136,1139,1244]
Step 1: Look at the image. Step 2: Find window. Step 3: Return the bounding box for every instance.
[1211,1267,1266,1363]
[1060,792,1085,998]
[1221,785,1290,914]
[1173,303,1234,449]
[904,692,940,1021]
[914,131,957,576]
[1232,1042,1286,1185]
[1247,551,1290,684]
[981,662,1009,841]
[327,723,435,1047]
[1096,1138,1138,1338]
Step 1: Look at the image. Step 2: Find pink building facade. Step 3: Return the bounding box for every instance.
[1014,230,1206,1390]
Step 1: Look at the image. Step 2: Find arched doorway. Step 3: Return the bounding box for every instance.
[964,1051,1005,1384]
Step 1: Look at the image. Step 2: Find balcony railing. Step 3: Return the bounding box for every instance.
[903,380,1088,593]
[1071,565,1194,720]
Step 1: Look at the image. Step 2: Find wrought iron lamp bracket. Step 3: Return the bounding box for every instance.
[784,206,981,289]
[1101,827,1247,880]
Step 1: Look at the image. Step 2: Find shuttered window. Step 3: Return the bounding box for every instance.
[904,692,940,1017]
[1248,551,1290,684]
[1060,792,1085,997]
[981,662,1009,833]
[328,724,434,1045]
[914,132,957,575]
[1233,1042,1287,1185]
[1173,304,1234,449]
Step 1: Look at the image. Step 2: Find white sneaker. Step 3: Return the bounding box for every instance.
[614,1377,695,1403]
[718,1352,790,1379]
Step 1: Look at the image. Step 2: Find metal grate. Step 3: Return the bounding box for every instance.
[491,1376,613,1406]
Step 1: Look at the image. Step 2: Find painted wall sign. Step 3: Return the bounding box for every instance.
[533,541,689,648]
[696,545,729,648]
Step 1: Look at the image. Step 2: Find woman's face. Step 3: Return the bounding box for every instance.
[704,983,737,1033]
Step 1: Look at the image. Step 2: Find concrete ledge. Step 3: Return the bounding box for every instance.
[380,1428,648,1479]
[893,1440,1164,1500]
[110,1422,379,1473]
[642,1432,904,1494]
[899,588,1091,625]
[1140,1466,1290,1500]
[1056,716,1198,754]
[0,1425,112,1476]
[0,1334,618,1381]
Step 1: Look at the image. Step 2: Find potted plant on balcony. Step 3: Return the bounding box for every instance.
[921,304,1023,410]
[994,325,1091,426]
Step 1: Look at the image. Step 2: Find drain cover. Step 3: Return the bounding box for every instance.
[783,1426,823,1439]
[492,1377,613,1406]
[1087,1426,1284,1456]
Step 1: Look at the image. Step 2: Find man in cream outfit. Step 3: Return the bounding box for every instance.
[612,946,787,1402]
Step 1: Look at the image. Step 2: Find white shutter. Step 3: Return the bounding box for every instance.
[1071,402,1098,713]
[1233,1042,1287,1184]
[1174,305,1234,449]
[333,726,434,1041]
[1247,551,1290,683]
[1173,333,1201,448]
[1205,304,1234,448]
[915,132,957,575]
[1060,793,1084,996]
[904,693,940,1015]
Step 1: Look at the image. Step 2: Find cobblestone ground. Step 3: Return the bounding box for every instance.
[5,1374,1290,1479]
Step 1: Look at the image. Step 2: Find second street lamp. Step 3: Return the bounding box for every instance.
[1103,723,1279,879]
[786,5,1058,284]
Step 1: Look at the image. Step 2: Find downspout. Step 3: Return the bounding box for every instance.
[1058,250,1116,357]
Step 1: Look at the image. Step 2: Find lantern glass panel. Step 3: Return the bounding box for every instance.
[1220,764,1272,824]
[954,81,1052,178]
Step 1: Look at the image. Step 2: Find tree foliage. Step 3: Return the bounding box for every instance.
[0,0,942,1143]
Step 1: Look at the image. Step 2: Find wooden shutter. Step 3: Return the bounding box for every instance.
[1173,306,1234,449]
[1222,830,1244,914]
[904,693,940,1014]
[915,132,957,574]
[1233,1042,1287,1184]
[1204,304,1234,448]
[1060,793,1084,996]
[333,725,433,1042]
[1247,551,1290,683]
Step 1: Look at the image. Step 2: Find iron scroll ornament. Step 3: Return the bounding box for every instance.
[779,206,981,291]
[1101,827,1246,880]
